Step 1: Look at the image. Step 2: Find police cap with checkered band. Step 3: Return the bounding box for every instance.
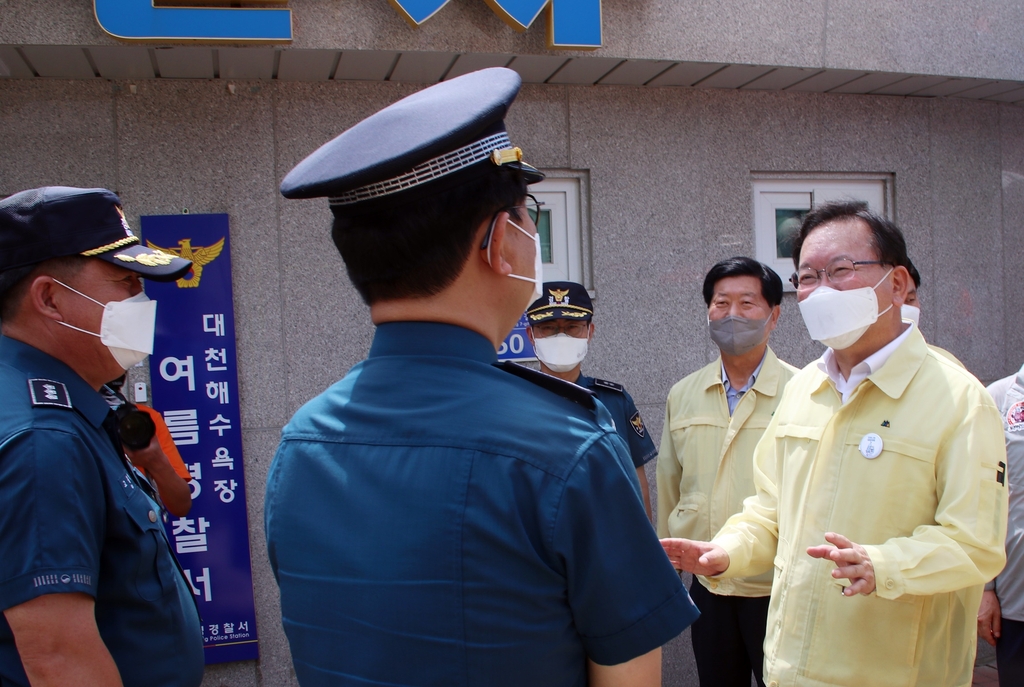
[279,67,544,213]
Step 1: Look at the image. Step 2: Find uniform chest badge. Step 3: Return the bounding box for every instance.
[28,379,72,409]
[1007,401,1024,432]
[630,411,646,437]
[859,433,883,459]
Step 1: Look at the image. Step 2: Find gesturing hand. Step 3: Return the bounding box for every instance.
[660,538,730,577]
[806,532,875,596]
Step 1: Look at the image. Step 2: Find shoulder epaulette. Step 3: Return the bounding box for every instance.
[28,379,72,409]
[592,378,624,393]
[494,361,596,410]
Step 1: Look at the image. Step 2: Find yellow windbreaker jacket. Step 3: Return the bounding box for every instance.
[657,347,797,597]
[713,327,1008,687]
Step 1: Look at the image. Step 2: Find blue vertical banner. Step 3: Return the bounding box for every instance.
[141,214,259,664]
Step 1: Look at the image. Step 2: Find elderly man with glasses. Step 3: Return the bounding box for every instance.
[662,200,1008,687]
[526,281,658,519]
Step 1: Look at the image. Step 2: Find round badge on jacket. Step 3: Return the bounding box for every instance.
[859,433,883,459]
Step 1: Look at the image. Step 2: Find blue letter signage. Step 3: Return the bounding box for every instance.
[390,0,602,48]
[95,0,292,42]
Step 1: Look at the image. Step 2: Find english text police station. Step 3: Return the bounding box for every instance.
[2,1,1023,684]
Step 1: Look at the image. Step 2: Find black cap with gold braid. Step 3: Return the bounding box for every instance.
[526,281,594,323]
[0,186,191,282]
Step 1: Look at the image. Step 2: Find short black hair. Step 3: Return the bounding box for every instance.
[792,200,909,273]
[0,256,88,322]
[906,259,921,288]
[702,256,783,308]
[332,167,528,305]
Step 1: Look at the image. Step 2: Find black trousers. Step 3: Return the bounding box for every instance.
[998,617,1024,687]
[689,577,770,687]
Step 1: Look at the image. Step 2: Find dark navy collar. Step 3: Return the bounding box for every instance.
[0,335,111,428]
[368,322,498,364]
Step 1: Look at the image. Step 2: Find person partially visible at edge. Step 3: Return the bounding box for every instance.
[525,281,658,520]
[981,368,1024,686]
[100,374,193,517]
[903,260,921,325]
[902,258,963,366]
[657,257,797,687]
[661,200,1008,687]
[264,67,698,687]
[0,186,203,687]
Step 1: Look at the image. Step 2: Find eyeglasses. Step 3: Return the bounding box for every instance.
[480,194,545,251]
[790,259,889,289]
[533,321,589,338]
[511,194,544,225]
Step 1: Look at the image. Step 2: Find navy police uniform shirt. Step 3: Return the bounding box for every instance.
[577,374,657,469]
[265,322,698,687]
[0,336,204,687]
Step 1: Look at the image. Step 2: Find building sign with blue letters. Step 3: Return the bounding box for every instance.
[141,213,259,665]
[94,0,601,48]
[498,312,537,362]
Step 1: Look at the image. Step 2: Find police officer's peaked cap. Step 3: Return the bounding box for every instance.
[280,67,544,212]
[527,281,594,323]
[0,187,192,281]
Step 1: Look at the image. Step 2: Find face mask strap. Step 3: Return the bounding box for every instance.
[873,267,896,317]
[53,279,104,308]
[502,219,541,287]
[872,267,895,290]
[506,219,531,238]
[56,320,101,339]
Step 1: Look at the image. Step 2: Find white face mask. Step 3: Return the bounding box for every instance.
[797,268,893,350]
[533,333,589,372]
[488,218,542,301]
[54,280,157,370]
[902,304,920,326]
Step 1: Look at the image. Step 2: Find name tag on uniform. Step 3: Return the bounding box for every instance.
[859,433,883,459]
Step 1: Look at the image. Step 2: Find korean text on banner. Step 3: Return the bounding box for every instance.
[141,214,259,664]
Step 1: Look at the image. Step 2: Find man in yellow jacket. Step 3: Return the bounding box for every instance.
[662,200,1008,687]
[657,256,797,687]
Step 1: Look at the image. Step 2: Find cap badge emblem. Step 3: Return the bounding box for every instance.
[549,288,569,304]
[490,147,523,166]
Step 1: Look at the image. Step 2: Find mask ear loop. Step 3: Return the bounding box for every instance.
[873,267,896,317]
[51,279,107,338]
[53,279,105,308]
[481,213,500,268]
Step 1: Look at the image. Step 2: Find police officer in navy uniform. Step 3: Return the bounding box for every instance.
[0,187,203,687]
[526,281,657,519]
[264,68,698,687]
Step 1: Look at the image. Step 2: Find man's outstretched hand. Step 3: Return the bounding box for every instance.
[659,538,730,576]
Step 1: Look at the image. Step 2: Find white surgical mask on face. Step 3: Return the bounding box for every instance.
[798,268,894,350]
[533,333,589,372]
[54,280,157,370]
[902,304,920,326]
[487,217,542,301]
